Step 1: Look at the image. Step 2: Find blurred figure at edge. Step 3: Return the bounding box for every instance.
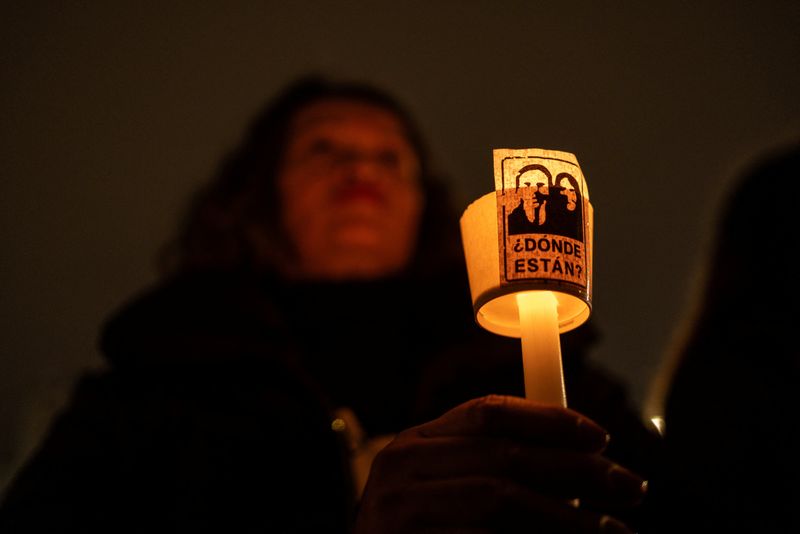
[645,141,800,533]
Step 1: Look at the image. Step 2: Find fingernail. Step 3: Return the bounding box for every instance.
[575,416,609,451]
[607,465,648,504]
[599,515,634,534]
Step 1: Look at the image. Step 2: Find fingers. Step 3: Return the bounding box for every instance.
[375,436,647,506]
[412,395,608,452]
[357,395,643,533]
[369,477,635,534]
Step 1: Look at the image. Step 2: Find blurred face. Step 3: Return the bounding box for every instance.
[277,98,424,280]
[558,177,577,211]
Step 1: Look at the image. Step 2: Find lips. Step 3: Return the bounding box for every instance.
[333,184,387,206]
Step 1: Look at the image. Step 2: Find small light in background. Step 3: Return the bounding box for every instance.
[331,418,347,432]
[650,416,666,436]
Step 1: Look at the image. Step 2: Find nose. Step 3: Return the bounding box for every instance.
[337,149,384,183]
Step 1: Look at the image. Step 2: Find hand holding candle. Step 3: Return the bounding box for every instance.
[460,148,593,406]
[360,148,647,534]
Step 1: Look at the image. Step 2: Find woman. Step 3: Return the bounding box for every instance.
[1,76,653,533]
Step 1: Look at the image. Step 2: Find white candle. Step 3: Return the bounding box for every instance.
[516,290,566,407]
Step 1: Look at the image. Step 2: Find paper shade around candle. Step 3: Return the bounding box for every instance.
[460,148,593,406]
[460,148,593,338]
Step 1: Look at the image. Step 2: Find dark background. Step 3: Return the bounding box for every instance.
[2,1,799,492]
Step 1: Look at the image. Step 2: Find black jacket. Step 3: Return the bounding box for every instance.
[0,267,659,532]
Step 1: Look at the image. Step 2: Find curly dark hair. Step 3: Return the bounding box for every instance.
[160,75,464,279]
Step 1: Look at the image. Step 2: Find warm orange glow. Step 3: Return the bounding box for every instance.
[459,148,593,337]
[460,148,593,407]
